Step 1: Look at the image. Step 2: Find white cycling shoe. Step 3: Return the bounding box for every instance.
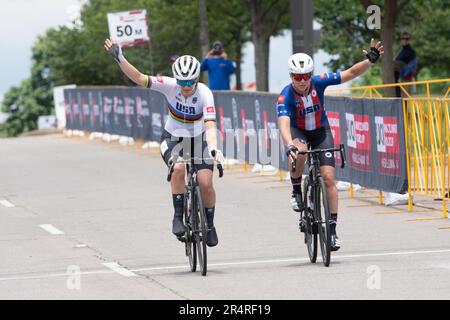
[291,193,304,212]
[331,234,341,251]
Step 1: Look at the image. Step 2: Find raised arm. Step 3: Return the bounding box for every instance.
[278,116,294,147]
[104,38,149,87]
[340,38,384,83]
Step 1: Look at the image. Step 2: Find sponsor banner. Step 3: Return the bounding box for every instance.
[213,92,282,168]
[325,96,407,193]
[89,90,103,132]
[375,116,401,176]
[345,113,372,172]
[63,88,407,193]
[327,111,342,166]
[148,90,166,141]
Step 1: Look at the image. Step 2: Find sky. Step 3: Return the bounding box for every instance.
[0,0,348,105]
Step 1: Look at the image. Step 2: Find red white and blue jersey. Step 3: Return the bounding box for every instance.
[277,72,341,131]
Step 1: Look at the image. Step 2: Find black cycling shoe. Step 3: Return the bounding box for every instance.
[206,227,218,247]
[172,217,187,236]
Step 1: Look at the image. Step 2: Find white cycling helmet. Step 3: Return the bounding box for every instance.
[172,55,201,80]
[288,53,314,74]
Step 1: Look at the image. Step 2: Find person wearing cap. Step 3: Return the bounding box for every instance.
[394,32,417,97]
[277,39,384,251]
[200,41,236,90]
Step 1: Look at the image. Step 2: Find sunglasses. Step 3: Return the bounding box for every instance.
[291,73,312,81]
[177,80,197,87]
[401,37,410,40]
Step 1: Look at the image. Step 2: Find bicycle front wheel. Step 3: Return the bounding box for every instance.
[303,176,317,263]
[316,177,331,267]
[195,186,208,276]
[184,190,197,272]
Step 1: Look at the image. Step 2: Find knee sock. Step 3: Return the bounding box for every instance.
[172,194,184,218]
[205,207,215,228]
[291,176,302,195]
[330,213,338,235]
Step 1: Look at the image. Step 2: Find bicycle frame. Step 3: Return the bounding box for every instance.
[291,144,346,267]
[166,153,224,276]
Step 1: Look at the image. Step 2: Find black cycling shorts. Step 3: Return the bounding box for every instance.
[290,126,335,168]
[160,130,214,171]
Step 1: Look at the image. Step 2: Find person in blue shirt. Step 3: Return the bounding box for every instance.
[201,41,236,90]
[278,39,384,251]
[394,32,417,97]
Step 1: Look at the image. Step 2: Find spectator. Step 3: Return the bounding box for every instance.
[201,41,236,90]
[394,32,418,97]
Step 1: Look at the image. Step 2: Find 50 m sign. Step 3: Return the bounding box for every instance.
[107,10,150,47]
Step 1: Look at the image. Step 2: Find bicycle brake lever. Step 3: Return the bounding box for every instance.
[339,144,346,169]
[217,164,224,178]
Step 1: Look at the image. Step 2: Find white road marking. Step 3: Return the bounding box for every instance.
[0,200,15,208]
[132,248,450,272]
[0,269,114,282]
[0,248,450,282]
[103,262,137,277]
[39,224,65,235]
[432,264,450,271]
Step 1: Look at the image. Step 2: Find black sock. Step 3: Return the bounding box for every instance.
[172,194,184,218]
[291,176,302,194]
[205,207,215,228]
[330,213,338,235]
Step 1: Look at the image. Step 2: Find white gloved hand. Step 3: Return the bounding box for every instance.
[209,148,224,163]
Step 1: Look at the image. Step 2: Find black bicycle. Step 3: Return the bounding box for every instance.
[291,144,346,267]
[167,151,223,276]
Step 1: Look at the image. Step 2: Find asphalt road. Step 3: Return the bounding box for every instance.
[0,134,449,300]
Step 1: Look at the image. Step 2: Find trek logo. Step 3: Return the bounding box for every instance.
[175,102,195,115]
[298,104,320,116]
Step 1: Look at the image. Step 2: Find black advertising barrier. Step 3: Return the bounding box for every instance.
[214,91,286,171]
[325,96,408,193]
[64,89,81,130]
[148,88,167,142]
[63,87,407,193]
[132,87,152,142]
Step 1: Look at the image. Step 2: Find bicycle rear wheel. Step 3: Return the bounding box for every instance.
[303,176,317,263]
[316,177,331,267]
[184,190,196,272]
[194,186,208,276]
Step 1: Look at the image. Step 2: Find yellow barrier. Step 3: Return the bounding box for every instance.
[403,97,449,218]
[328,79,450,218]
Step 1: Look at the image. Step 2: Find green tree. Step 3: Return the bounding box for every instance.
[246,0,290,91]
[1,35,55,137]
[315,0,449,96]
[396,0,450,79]
[207,0,251,90]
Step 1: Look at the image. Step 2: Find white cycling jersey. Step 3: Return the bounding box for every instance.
[146,75,216,137]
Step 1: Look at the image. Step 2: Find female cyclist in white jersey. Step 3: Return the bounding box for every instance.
[104,38,224,247]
